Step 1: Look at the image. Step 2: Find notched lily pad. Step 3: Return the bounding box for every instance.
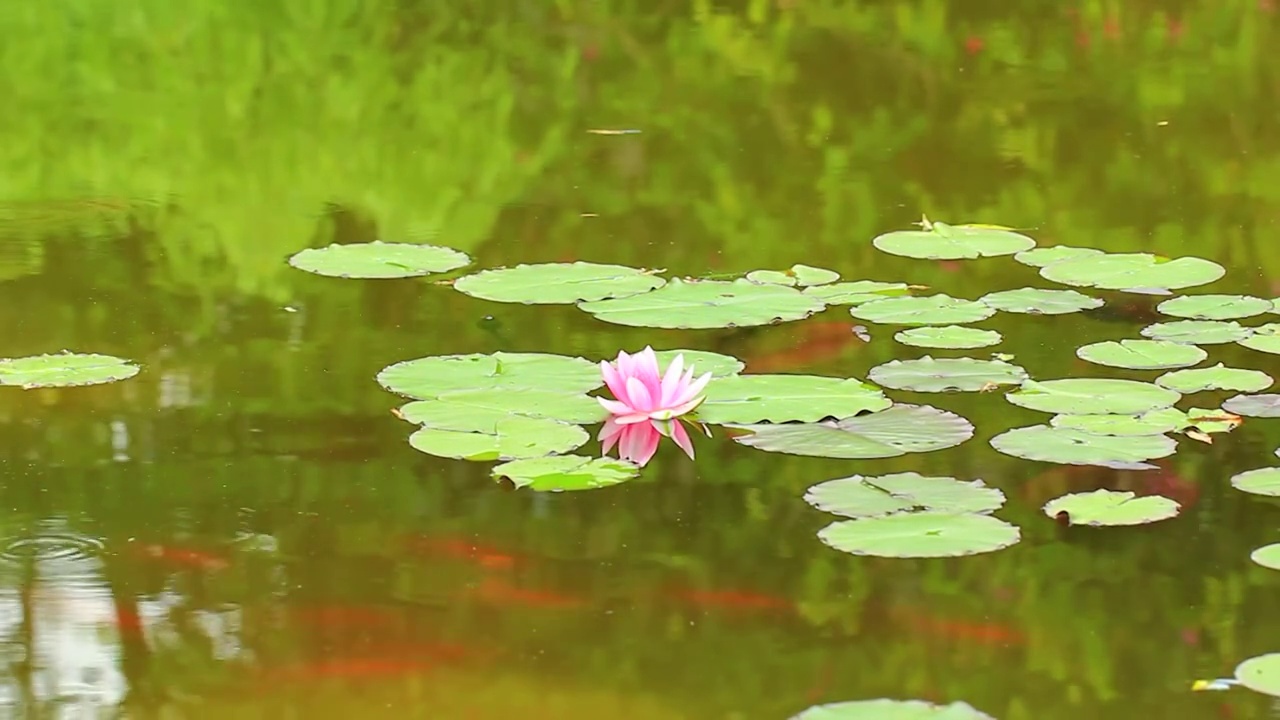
[1042,489,1180,526]
[818,512,1021,558]
[1156,364,1273,394]
[697,375,891,424]
[492,455,639,491]
[1235,654,1280,698]
[1141,320,1251,345]
[894,326,1002,349]
[804,472,1005,518]
[1075,339,1206,370]
[1222,394,1280,418]
[732,404,973,459]
[746,264,840,287]
[990,425,1176,469]
[1049,407,1188,436]
[792,698,997,720]
[1157,294,1272,320]
[1006,378,1181,416]
[851,295,995,326]
[872,219,1035,260]
[579,278,824,329]
[452,262,665,304]
[1238,323,1280,355]
[1231,468,1280,497]
[803,280,913,306]
[408,416,588,461]
[1250,544,1280,571]
[979,287,1103,315]
[1014,245,1103,268]
[0,352,140,388]
[378,352,600,399]
[288,241,471,279]
[1039,252,1226,293]
[867,357,1028,393]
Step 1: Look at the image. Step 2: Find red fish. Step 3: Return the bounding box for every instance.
[746,322,868,372]
[129,542,229,571]
[402,535,517,571]
[893,608,1024,646]
[468,578,585,610]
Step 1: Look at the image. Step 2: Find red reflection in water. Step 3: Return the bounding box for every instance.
[746,322,869,372]
[668,587,793,615]
[402,535,518,571]
[468,577,586,610]
[893,607,1025,647]
[128,541,230,572]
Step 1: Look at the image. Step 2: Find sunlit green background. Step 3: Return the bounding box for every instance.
[2,1,1280,717]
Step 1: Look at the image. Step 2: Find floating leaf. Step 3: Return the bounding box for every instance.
[990,425,1176,468]
[1042,489,1180,526]
[1014,245,1103,268]
[408,417,587,461]
[1230,468,1280,497]
[1250,544,1280,571]
[851,295,995,326]
[1006,378,1180,415]
[872,221,1035,260]
[1156,294,1273,320]
[746,264,840,287]
[1141,320,1251,345]
[1238,323,1280,355]
[579,278,824,329]
[1235,654,1280,698]
[287,241,470,279]
[1075,339,1206,370]
[396,389,606,431]
[979,287,1103,315]
[894,326,1002,349]
[697,375,891,424]
[791,698,997,720]
[492,455,638,491]
[803,281,913,306]
[1185,407,1242,435]
[1039,252,1225,293]
[1223,394,1280,418]
[378,352,600,400]
[732,405,973,459]
[452,262,665,304]
[650,349,745,377]
[804,472,1005,518]
[818,513,1020,558]
[867,357,1028,393]
[1049,407,1188,436]
[1156,364,1273,394]
[0,352,140,389]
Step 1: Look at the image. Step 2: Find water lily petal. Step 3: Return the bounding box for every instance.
[599,360,632,407]
[598,417,624,454]
[659,354,686,408]
[625,376,654,412]
[597,397,635,416]
[619,423,660,465]
[633,347,664,402]
[679,371,713,406]
[670,419,696,460]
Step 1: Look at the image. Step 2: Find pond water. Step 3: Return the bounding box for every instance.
[2,3,1280,718]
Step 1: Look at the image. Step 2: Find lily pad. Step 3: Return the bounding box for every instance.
[408,416,588,461]
[792,698,997,720]
[1238,324,1280,355]
[979,288,1103,315]
[867,357,1028,393]
[1006,378,1181,416]
[697,375,891,424]
[804,281,913,306]
[894,326,1002,349]
[1049,407,1188,436]
[732,405,973,459]
[817,512,1020,558]
[491,455,638,491]
[1250,544,1280,571]
[1230,468,1280,497]
[1156,294,1273,320]
[452,262,665,304]
[1156,364,1273,394]
[650,349,745,377]
[872,221,1035,260]
[396,389,606,431]
[378,352,600,399]
[1141,320,1251,345]
[1039,252,1226,293]
[0,352,140,389]
[1222,394,1280,418]
[287,241,470,279]
[1014,245,1103,268]
[746,264,840,287]
[1075,339,1206,370]
[990,425,1176,468]
[1184,407,1241,435]
[579,278,824,329]
[850,295,995,326]
[1041,489,1180,526]
[804,473,1005,518]
[1235,654,1280,698]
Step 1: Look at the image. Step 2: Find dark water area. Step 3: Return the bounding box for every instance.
[2,2,1280,718]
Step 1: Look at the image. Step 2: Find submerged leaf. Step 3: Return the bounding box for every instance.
[851,295,995,326]
[872,222,1035,260]
[732,405,973,459]
[1156,364,1273,394]
[453,262,665,304]
[408,417,588,461]
[492,455,639,491]
[804,472,1005,518]
[1156,294,1273,320]
[818,513,1021,558]
[990,425,1175,468]
[979,287,1103,315]
[0,352,140,389]
[697,375,891,424]
[1042,489,1180,526]
[1006,378,1181,416]
[867,357,1028,393]
[579,278,824,329]
[1141,320,1251,345]
[894,326,1002,349]
[1075,339,1206,370]
[288,241,470,278]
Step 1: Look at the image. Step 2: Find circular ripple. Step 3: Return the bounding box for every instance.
[0,533,104,564]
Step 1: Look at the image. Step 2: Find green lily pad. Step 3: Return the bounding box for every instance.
[1250,544,1280,571]
[1223,394,1280,418]
[1231,468,1280,497]
[287,241,470,279]
[1235,654,1280,697]
[979,287,1103,315]
[1238,323,1280,355]
[850,295,995,326]
[872,221,1035,260]
[1006,378,1181,415]
[894,326,1002,349]
[396,389,606,431]
[804,281,913,306]
[1141,320,1251,345]
[1042,489,1180,526]
[697,375,891,424]
[1075,339,1206,370]
[990,425,1176,469]
[867,357,1028,393]
[804,472,1005,518]
[1156,364,1273,394]
[650,349,745,377]
[817,512,1020,558]
[452,262,665,304]
[792,698,997,720]
[1156,294,1273,320]
[491,455,639,491]
[408,416,588,461]
[1049,407,1189,436]
[1184,407,1241,435]
[746,264,840,287]
[1039,252,1226,293]
[732,404,973,459]
[0,352,140,389]
[378,352,600,399]
[579,278,824,329]
[1014,245,1103,268]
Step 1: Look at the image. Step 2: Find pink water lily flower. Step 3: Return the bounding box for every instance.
[598,347,712,466]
